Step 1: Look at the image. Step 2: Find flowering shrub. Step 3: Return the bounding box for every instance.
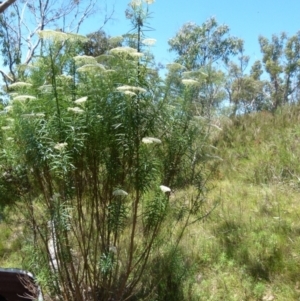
[0,2,209,300]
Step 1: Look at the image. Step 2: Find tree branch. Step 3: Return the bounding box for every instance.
[0,0,17,13]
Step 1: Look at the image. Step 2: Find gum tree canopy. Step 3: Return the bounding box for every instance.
[168,17,243,70]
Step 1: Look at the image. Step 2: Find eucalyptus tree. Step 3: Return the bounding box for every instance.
[259,32,300,110]
[228,74,269,114]
[0,1,211,300]
[259,33,286,110]
[82,30,123,57]
[225,49,249,115]
[168,17,243,117]
[168,17,243,71]
[226,52,270,115]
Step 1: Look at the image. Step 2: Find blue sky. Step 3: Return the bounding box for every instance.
[83,0,300,69]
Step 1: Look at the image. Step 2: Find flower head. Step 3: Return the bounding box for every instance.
[67,107,84,114]
[117,85,147,93]
[182,79,199,86]
[142,38,157,46]
[130,52,144,58]
[142,137,162,144]
[110,47,137,55]
[113,189,128,196]
[160,185,171,193]
[130,0,142,8]
[54,142,68,151]
[77,64,105,73]
[14,95,36,101]
[109,47,143,58]
[21,114,35,118]
[73,55,97,65]
[21,113,45,118]
[109,246,117,254]
[74,96,88,105]
[38,30,87,42]
[123,91,137,97]
[104,69,116,74]
[9,82,32,89]
[4,106,13,112]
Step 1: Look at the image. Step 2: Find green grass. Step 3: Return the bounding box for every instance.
[0,218,23,267]
[177,105,300,300]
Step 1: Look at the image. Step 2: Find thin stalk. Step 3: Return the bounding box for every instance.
[116,14,143,301]
[49,46,62,140]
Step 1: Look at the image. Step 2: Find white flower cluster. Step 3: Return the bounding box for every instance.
[74,97,88,105]
[38,30,87,42]
[182,79,199,86]
[104,70,116,74]
[110,47,136,54]
[21,113,45,118]
[77,64,105,73]
[142,137,162,144]
[113,189,128,196]
[73,55,97,65]
[142,38,157,46]
[9,82,32,89]
[160,185,171,193]
[130,0,142,7]
[123,91,137,97]
[67,107,84,114]
[110,47,143,58]
[109,245,117,254]
[117,85,147,94]
[132,52,144,58]
[54,142,68,151]
[131,0,155,7]
[14,95,37,101]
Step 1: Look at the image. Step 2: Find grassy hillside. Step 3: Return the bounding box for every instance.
[182,106,300,300]
[1,105,300,300]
